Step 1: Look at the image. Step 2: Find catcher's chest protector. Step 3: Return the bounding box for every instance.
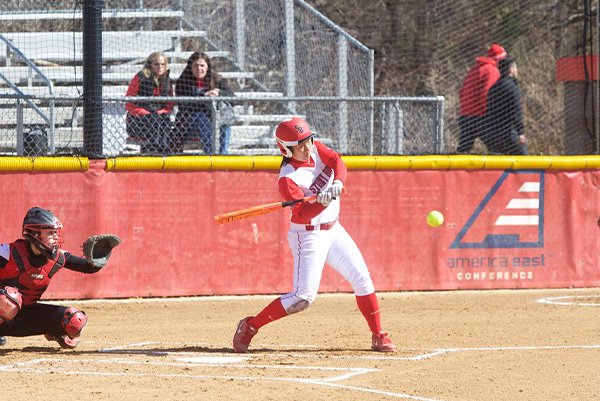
[5,240,65,305]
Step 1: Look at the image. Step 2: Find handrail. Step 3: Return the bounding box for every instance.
[0,94,445,103]
[0,35,54,95]
[295,0,370,53]
[0,73,49,123]
[0,34,55,153]
[0,36,53,122]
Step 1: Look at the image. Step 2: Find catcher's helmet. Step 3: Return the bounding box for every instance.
[275,117,315,158]
[22,207,64,259]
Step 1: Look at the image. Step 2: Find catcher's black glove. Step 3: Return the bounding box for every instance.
[82,234,121,268]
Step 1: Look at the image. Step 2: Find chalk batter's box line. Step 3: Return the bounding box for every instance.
[537,295,600,306]
[3,344,599,401]
[0,357,379,382]
[0,357,444,401]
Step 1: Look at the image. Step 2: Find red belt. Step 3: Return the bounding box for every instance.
[305,220,337,231]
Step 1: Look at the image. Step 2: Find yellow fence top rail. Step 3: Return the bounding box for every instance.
[105,155,600,171]
[0,157,89,171]
[1,156,599,172]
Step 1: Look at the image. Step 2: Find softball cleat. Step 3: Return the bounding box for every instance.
[233,316,258,353]
[371,331,397,352]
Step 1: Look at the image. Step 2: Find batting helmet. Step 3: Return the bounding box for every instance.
[22,207,64,259]
[275,117,315,158]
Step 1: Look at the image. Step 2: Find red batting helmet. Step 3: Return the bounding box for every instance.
[275,117,315,158]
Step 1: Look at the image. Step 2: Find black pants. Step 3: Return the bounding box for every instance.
[0,303,69,337]
[127,113,173,154]
[457,115,491,153]
[486,128,528,155]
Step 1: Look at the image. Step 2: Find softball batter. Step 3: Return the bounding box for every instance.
[233,117,396,353]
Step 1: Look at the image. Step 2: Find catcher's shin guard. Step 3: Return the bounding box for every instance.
[62,307,87,338]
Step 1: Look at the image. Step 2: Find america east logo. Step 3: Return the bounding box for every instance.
[450,170,544,249]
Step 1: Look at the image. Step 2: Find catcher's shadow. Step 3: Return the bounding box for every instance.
[94,345,233,356]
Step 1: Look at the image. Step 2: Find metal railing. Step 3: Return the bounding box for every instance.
[0,94,444,157]
[0,34,55,155]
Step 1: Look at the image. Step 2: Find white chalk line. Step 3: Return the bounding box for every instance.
[0,358,443,401]
[537,295,600,306]
[0,345,445,401]
[1,357,377,378]
[4,342,600,401]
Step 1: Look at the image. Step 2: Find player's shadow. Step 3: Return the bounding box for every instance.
[92,345,363,356]
[0,344,367,357]
[0,346,82,356]
[94,345,234,356]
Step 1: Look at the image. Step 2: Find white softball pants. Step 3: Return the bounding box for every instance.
[280,223,375,314]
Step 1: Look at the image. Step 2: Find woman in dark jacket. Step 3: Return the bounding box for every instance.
[175,52,234,154]
[125,52,173,154]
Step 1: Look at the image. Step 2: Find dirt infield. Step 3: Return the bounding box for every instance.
[1,287,599,401]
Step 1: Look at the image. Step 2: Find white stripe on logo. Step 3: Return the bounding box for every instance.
[506,199,539,209]
[518,182,540,192]
[495,215,539,226]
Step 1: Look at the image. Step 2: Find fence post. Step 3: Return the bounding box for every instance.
[235,0,246,86]
[337,34,348,153]
[284,0,296,114]
[597,7,600,154]
[396,102,403,155]
[378,102,385,154]
[49,99,55,154]
[433,96,445,153]
[212,99,219,155]
[83,0,103,156]
[368,49,375,155]
[16,100,23,156]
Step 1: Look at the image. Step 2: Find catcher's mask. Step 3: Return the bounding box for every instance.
[22,207,64,259]
[275,117,315,158]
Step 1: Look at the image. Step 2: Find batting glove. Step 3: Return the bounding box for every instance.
[317,191,333,207]
[330,180,344,198]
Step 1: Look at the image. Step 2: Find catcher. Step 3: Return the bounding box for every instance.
[0,206,120,349]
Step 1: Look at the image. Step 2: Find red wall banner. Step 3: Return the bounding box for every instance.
[1,161,598,299]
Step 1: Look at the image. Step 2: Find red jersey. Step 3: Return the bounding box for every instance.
[459,56,500,116]
[0,240,66,306]
[278,140,347,225]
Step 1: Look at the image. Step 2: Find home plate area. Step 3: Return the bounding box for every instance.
[1,339,395,380]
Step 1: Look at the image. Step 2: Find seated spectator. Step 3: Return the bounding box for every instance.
[125,52,173,154]
[174,52,235,155]
[485,58,528,155]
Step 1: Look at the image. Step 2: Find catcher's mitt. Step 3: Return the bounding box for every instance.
[82,234,121,268]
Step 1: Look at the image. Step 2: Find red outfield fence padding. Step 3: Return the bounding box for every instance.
[1,160,598,299]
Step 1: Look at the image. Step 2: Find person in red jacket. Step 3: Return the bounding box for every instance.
[457,44,507,153]
[0,207,115,349]
[126,52,174,154]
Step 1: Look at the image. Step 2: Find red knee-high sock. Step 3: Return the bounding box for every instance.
[248,297,288,330]
[356,292,383,334]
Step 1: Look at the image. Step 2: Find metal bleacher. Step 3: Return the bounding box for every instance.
[0,6,293,156]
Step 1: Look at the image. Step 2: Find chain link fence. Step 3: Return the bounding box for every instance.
[0,94,442,156]
[0,0,596,157]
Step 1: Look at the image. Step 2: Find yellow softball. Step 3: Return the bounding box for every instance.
[427,210,444,227]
